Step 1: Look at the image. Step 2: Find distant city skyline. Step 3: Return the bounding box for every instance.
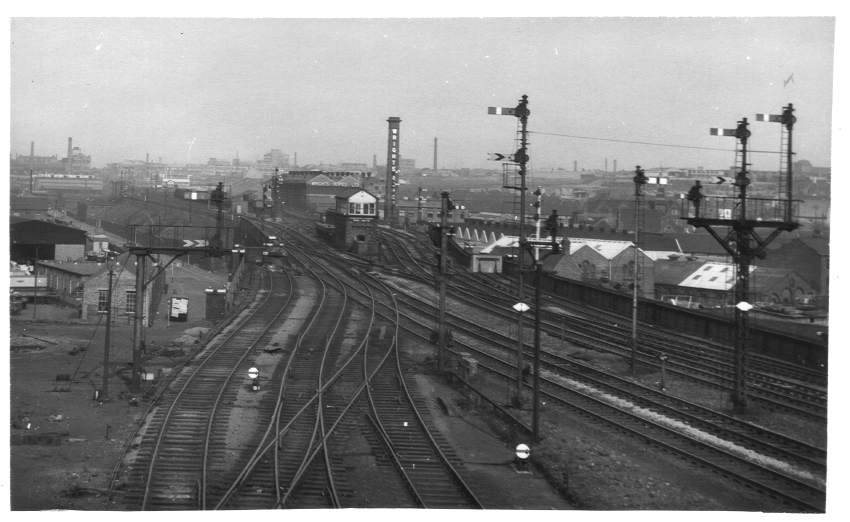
[11,17,835,172]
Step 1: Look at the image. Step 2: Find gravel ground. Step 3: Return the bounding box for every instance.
[6,268,829,512]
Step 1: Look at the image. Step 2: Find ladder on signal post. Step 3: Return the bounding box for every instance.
[488,95,531,407]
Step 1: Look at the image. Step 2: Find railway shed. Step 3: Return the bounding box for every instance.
[10,216,87,262]
[760,236,830,299]
[654,259,816,310]
[278,172,364,214]
[33,253,154,321]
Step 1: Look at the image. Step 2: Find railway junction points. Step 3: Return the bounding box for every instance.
[8,210,828,512]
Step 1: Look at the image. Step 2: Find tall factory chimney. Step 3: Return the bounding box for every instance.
[384,117,402,221]
[573,160,578,172]
[66,137,73,172]
[605,157,608,172]
[373,154,377,169]
[433,137,438,172]
[293,152,297,168]
[613,159,618,172]
[29,141,35,194]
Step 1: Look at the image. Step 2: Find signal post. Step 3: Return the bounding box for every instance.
[685,105,799,412]
[489,95,531,407]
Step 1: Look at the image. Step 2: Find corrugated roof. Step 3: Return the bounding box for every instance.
[480,235,516,254]
[678,262,751,291]
[10,218,88,245]
[644,251,683,261]
[481,235,635,259]
[571,238,633,259]
[653,259,705,286]
[37,260,109,276]
[307,174,334,185]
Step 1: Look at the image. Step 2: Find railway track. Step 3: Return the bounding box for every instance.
[306,224,825,511]
[116,267,294,509]
[270,222,483,508]
[216,249,350,509]
[120,216,485,509]
[378,228,827,419]
[111,201,826,512]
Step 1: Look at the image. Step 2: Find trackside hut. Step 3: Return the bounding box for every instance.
[35,253,151,321]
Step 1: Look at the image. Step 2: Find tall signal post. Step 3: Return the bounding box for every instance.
[270,168,281,222]
[685,105,799,412]
[126,183,230,392]
[489,94,530,406]
[417,185,424,225]
[101,258,115,400]
[437,191,453,371]
[631,166,648,376]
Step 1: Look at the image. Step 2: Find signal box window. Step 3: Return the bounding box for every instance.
[348,202,375,216]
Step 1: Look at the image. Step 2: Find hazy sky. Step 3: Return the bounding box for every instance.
[10,17,835,172]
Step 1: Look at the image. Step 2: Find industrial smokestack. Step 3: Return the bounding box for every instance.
[293,152,297,168]
[574,160,578,172]
[384,117,401,221]
[433,137,438,172]
[605,157,608,172]
[29,141,34,194]
[66,137,72,172]
[613,159,617,172]
[373,154,377,168]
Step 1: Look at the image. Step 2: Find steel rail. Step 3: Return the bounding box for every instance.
[139,268,286,509]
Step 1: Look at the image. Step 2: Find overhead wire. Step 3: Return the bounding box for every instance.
[529,130,782,155]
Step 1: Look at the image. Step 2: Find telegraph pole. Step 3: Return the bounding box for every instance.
[132,253,146,392]
[532,261,542,439]
[417,185,424,225]
[32,247,39,320]
[631,166,648,377]
[102,264,114,400]
[437,191,452,371]
[489,94,530,406]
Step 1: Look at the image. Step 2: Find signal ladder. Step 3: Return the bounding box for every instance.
[502,118,527,223]
[632,185,647,295]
